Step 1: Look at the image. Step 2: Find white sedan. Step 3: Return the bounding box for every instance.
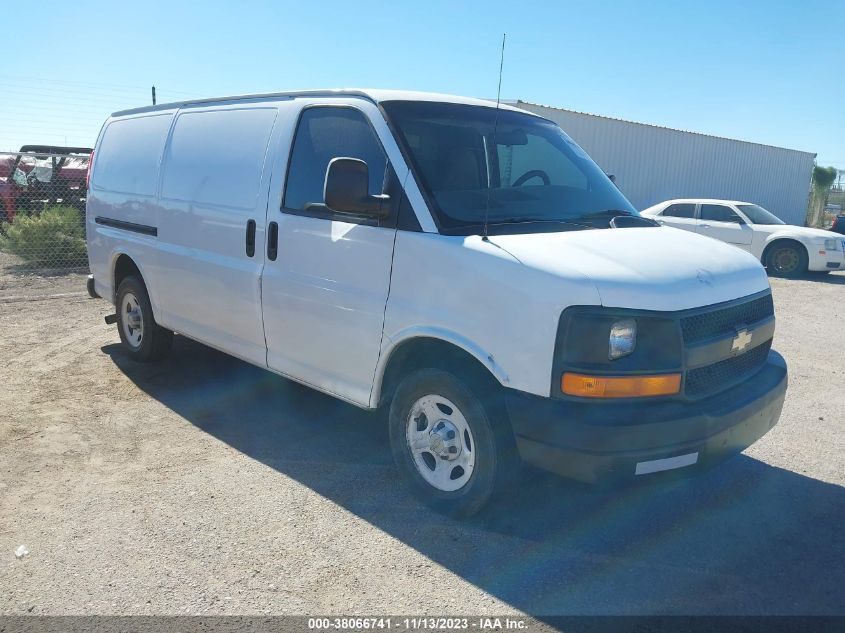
[641,199,845,277]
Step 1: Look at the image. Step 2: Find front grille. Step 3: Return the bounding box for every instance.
[681,294,774,344]
[685,339,772,399]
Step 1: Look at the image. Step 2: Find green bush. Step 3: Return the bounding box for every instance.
[0,206,87,268]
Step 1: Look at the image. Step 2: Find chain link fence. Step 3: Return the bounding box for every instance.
[0,149,91,300]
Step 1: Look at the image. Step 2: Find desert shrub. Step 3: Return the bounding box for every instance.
[0,205,87,268]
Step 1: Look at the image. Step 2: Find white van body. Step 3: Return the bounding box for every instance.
[87,90,787,515]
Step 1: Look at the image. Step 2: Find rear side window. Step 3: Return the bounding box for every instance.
[162,108,277,209]
[700,204,741,223]
[662,203,696,218]
[283,107,387,211]
[93,114,172,196]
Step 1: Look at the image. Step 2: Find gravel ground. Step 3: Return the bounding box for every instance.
[0,272,843,616]
[0,252,87,301]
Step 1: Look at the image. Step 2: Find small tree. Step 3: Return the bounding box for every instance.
[0,205,87,268]
[806,165,837,227]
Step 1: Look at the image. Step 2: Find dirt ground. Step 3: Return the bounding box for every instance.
[1,271,843,616]
[0,252,87,301]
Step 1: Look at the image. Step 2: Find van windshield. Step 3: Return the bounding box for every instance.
[381,101,637,234]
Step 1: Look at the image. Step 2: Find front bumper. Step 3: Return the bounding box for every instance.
[809,248,845,271]
[506,350,787,483]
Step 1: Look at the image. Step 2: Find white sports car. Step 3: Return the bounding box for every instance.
[641,199,845,277]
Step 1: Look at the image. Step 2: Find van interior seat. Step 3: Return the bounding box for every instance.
[440,147,485,191]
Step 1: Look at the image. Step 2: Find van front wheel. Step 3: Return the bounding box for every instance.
[115,276,173,362]
[389,368,507,517]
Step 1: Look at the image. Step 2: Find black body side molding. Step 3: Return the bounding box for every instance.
[94,217,158,237]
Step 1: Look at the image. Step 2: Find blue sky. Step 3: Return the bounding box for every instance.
[4,0,843,168]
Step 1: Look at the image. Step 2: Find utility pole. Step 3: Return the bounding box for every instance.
[151,85,156,105]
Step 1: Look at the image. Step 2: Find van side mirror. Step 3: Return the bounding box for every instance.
[324,157,390,218]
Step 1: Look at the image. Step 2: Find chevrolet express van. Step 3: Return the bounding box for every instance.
[86,90,787,516]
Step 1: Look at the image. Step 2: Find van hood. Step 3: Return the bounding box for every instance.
[488,226,770,311]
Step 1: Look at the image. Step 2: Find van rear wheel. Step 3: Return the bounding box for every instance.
[115,276,173,362]
[389,368,512,517]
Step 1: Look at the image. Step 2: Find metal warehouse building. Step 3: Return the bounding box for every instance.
[512,101,816,226]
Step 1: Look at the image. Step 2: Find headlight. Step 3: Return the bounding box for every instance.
[824,239,838,251]
[553,309,682,395]
[609,318,637,360]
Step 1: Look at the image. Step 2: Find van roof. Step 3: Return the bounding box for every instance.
[112,89,531,118]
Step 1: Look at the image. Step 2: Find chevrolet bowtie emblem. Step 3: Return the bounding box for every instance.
[731,328,753,353]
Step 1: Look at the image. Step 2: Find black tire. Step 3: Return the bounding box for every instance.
[766,242,808,278]
[388,368,515,517]
[115,276,173,362]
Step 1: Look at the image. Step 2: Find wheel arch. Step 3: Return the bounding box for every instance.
[109,251,162,319]
[760,237,808,267]
[112,252,141,298]
[373,330,509,409]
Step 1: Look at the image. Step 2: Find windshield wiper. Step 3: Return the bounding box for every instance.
[440,217,597,236]
[488,218,593,230]
[576,209,635,220]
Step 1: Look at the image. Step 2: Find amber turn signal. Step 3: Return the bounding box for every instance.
[561,372,681,398]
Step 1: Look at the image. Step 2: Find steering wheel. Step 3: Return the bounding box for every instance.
[512,169,550,186]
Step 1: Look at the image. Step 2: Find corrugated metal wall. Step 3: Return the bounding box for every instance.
[514,101,816,225]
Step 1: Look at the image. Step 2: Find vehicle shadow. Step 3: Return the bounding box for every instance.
[800,271,845,284]
[103,338,844,616]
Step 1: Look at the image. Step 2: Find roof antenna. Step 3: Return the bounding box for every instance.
[483,33,506,242]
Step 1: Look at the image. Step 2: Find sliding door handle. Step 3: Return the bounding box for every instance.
[267,221,278,261]
[245,219,256,257]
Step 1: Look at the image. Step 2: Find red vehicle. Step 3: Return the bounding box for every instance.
[0,145,92,223]
[829,214,845,236]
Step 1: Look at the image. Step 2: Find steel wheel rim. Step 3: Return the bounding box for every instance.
[121,292,144,349]
[773,248,799,273]
[406,394,476,492]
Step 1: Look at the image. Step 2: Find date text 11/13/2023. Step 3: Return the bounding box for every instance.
[307,617,529,630]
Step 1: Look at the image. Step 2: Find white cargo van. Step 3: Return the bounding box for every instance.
[86,90,787,516]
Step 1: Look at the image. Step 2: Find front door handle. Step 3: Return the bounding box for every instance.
[245,219,256,257]
[700,223,710,228]
[267,221,278,261]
